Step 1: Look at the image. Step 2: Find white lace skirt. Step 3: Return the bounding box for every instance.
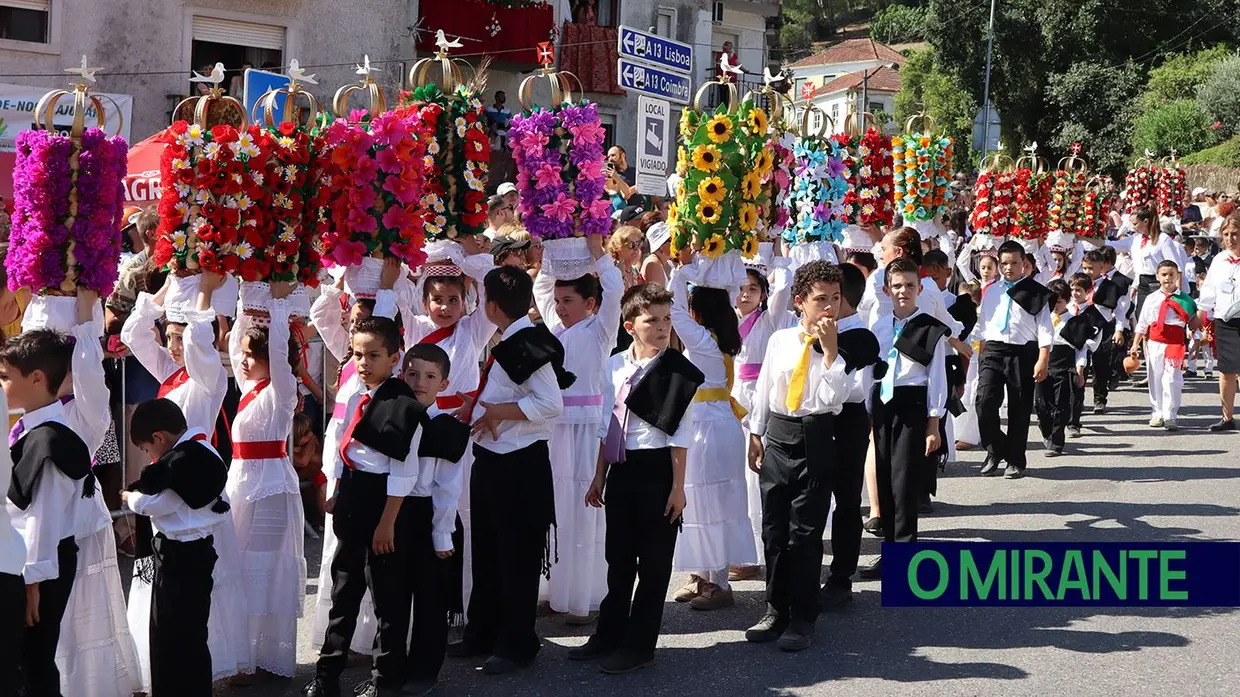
[743,424,763,561]
[310,512,378,655]
[231,491,306,677]
[675,417,759,572]
[954,356,981,445]
[539,422,606,616]
[57,524,141,697]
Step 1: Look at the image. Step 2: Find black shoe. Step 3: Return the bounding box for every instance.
[482,655,526,675]
[1210,419,1237,432]
[744,611,789,643]
[776,619,815,652]
[301,678,341,697]
[445,639,488,659]
[1004,464,1024,479]
[1093,403,1107,415]
[857,557,882,580]
[1184,369,1198,379]
[599,649,655,674]
[400,678,437,697]
[819,583,853,612]
[918,495,933,514]
[567,638,614,661]
[980,455,1003,477]
[863,516,883,537]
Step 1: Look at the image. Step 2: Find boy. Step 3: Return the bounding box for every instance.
[870,259,950,547]
[1065,273,1101,438]
[1035,280,1096,456]
[304,316,433,697]
[744,261,849,651]
[570,283,698,672]
[448,266,570,675]
[1133,261,1198,431]
[124,398,230,697]
[0,385,24,697]
[972,241,1053,479]
[2,330,91,695]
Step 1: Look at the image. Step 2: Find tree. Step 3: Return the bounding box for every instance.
[1144,45,1230,106]
[1131,99,1220,158]
[1198,56,1240,138]
[871,4,928,44]
[895,47,979,166]
[1045,61,1143,173]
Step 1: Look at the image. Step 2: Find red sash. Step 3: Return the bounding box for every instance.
[419,324,456,345]
[1150,295,1189,366]
[190,433,207,442]
[233,441,288,459]
[237,379,271,415]
[157,367,190,399]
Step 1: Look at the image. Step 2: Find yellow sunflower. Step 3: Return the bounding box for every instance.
[692,144,723,172]
[741,171,762,200]
[680,109,698,138]
[738,203,759,232]
[702,234,727,258]
[697,176,726,202]
[676,146,689,176]
[705,114,734,144]
[741,234,760,259]
[754,149,773,175]
[745,108,768,134]
[667,203,680,230]
[696,199,723,225]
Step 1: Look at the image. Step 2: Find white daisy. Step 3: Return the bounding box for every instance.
[236,193,253,210]
[427,140,441,155]
[236,242,253,259]
[174,201,190,221]
[252,172,265,187]
[278,135,295,150]
[171,157,190,171]
[185,124,204,147]
[194,189,211,205]
[171,232,187,249]
[203,142,222,159]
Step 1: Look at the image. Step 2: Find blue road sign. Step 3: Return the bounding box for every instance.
[617,25,693,76]
[617,59,691,105]
[243,69,291,122]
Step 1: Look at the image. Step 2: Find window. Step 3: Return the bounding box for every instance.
[0,1,49,43]
[869,101,884,113]
[655,7,675,39]
[189,15,284,102]
[599,110,617,154]
[594,0,620,28]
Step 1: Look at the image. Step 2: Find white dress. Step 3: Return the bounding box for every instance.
[670,270,759,572]
[121,294,252,685]
[226,300,306,677]
[56,320,142,697]
[532,256,622,616]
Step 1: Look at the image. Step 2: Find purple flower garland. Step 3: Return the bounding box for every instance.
[508,101,609,239]
[7,128,127,295]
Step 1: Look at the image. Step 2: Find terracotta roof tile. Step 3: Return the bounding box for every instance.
[813,65,901,96]
[791,38,907,69]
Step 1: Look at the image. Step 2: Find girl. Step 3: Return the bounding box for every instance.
[669,256,757,610]
[954,280,984,450]
[227,284,305,678]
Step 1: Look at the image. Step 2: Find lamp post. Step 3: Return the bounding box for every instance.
[980,0,998,156]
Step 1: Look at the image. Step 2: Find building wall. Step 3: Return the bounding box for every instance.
[807,89,896,134]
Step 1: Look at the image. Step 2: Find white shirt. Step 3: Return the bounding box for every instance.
[63,318,114,542]
[533,255,623,426]
[734,263,798,414]
[126,429,231,542]
[1135,290,1189,337]
[670,269,740,423]
[871,308,949,418]
[407,406,466,552]
[334,384,422,497]
[5,401,84,583]
[1090,272,1133,332]
[1108,233,1191,277]
[602,348,694,450]
[472,316,564,454]
[0,388,26,577]
[748,326,849,437]
[1050,312,1091,368]
[1198,251,1240,320]
[837,313,875,406]
[859,269,948,329]
[971,277,1054,348]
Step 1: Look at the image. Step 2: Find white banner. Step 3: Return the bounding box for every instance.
[0,82,133,152]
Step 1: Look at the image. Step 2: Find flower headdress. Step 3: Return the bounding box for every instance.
[1155,161,1187,219]
[1123,152,1157,215]
[836,112,895,228]
[1047,149,1089,238]
[892,114,954,223]
[784,106,848,245]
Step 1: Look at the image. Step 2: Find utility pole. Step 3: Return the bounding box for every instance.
[980,0,998,157]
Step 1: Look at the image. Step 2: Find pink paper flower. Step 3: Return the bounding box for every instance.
[330,238,367,266]
[534,162,562,189]
[541,193,577,222]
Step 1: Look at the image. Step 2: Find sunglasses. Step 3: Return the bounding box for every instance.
[623,241,643,250]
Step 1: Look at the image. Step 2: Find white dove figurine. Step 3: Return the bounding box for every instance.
[355,55,380,79]
[436,30,464,52]
[1024,141,1039,154]
[763,66,786,85]
[720,52,744,79]
[65,55,101,84]
[287,59,318,85]
[190,62,226,87]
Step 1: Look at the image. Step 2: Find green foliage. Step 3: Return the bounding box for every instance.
[1131,99,1220,159]
[1197,56,1240,138]
[1144,45,1230,105]
[895,47,978,167]
[1180,136,1240,168]
[1045,61,1143,173]
[871,4,927,44]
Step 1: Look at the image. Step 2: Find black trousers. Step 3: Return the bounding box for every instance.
[23,536,76,697]
[1136,275,1159,324]
[827,402,869,588]
[462,441,555,664]
[593,447,678,656]
[872,386,930,544]
[150,534,217,697]
[318,469,413,689]
[762,413,835,622]
[977,340,1039,469]
[1036,354,1077,449]
[0,571,25,697]
[402,496,450,682]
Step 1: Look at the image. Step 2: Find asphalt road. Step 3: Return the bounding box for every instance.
[220,376,1240,697]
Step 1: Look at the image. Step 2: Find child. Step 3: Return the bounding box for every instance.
[954,280,984,449]
[668,259,757,610]
[124,398,231,697]
[744,261,848,651]
[1081,248,1132,413]
[1035,280,1095,456]
[448,266,569,675]
[1133,261,1197,430]
[531,239,622,622]
[972,241,1053,479]
[1066,273,1100,438]
[869,258,950,563]
[2,330,92,695]
[226,283,306,678]
[978,253,1000,292]
[0,381,23,697]
[569,283,697,673]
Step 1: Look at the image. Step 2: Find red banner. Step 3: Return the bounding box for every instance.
[416,1,555,67]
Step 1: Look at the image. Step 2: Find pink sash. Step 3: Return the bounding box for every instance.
[331,361,359,421]
[739,310,763,340]
[738,363,762,381]
[563,394,604,407]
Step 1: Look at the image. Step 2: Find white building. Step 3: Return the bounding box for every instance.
[788,38,904,133]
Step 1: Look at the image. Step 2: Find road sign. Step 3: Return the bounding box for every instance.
[617,59,691,105]
[243,68,291,122]
[972,103,1002,153]
[636,96,671,197]
[617,25,693,75]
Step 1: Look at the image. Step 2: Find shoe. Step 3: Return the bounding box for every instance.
[565,613,597,627]
[356,684,401,697]
[1206,371,1215,379]
[1066,426,1081,439]
[729,565,763,582]
[1092,403,1107,415]
[1042,437,1054,451]
[980,454,1003,477]
[673,574,704,602]
[301,678,341,697]
[1134,378,1149,388]
[567,638,614,661]
[689,583,735,610]
[1004,465,1024,479]
[1164,419,1179,431]
[1210,419,1237,432]
[481,656,525,675]
[1045,447,1062,458]
[536,600,561,617]
[744,611,789,642]
[856,558,883,581]
[599,650,654,675]
[918,495,933,514]
[819,583,853,612]
[863,516,883,537]
[400,679,437,697]
[1149,416,1164,428]
[776,619,815,652]
[445,640,488,659]
[1184,369,1198,378]
[955,440,975,451]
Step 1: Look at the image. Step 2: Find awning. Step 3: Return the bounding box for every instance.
[123,134,165,205]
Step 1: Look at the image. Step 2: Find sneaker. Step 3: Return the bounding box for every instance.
[729,565,764,582]
[689,583,735,610]
[352,682,400,697]
[818,583,853,612]
[1066,426,1082,439]
[744,611,788,643]
[1004,465,1025,480]
[1093,403,1107,415]
[599,650,654,675]
[1149,416,1164,428]
[301,678,341,697]
[776,619,815,652]
[673,575,705,602]
[1164,419,1179,431]
[1210,419,1237,432]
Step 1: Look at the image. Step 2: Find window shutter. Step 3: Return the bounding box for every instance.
[192,15,285,50]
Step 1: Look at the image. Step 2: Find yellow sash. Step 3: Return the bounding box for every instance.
[694,347,748,421]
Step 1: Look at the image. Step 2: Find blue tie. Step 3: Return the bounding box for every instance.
[998,280,1015,332]
[880,321,903,403]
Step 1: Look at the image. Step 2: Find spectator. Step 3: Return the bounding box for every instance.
[485,194,516,238]
[492,231,533,269]
[615,204,645,227]
[486,90,513,150]
[636,209,664,233]
[606,145,637,212]
[607,224,647,290]
[497,181,519,211]
[641,221,674,288]
[292,412,325,530]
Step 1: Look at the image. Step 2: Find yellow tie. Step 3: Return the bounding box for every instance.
[1052,312,1061,328]
[785,332,815,412]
